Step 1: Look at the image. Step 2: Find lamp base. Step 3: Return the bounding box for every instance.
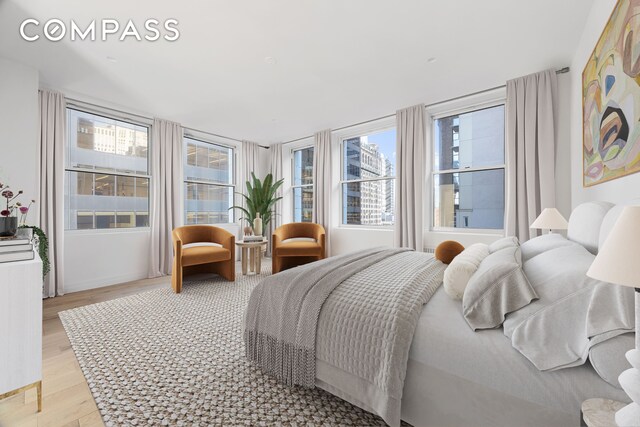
[615,290,640,426]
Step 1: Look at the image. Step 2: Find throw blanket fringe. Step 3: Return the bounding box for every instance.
[245,331,316,386]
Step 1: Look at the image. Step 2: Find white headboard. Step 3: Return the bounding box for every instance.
[568,199,640,254]
[567,201,614,254]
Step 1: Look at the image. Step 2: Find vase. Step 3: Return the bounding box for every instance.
[0,217,18,237]
[253,213,263,236]
[15,227,34,241]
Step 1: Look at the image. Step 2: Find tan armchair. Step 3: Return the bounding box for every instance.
[172,225,235,293]
[272,223,326,274]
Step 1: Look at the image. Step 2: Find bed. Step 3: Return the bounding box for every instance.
[247,200,637,427]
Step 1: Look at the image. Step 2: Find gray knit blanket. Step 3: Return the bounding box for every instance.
[245,247,445,426]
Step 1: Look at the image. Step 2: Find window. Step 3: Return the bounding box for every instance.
[433,104,505,230]
[341,128,396,226]
[65,109,150,230]
[184,137,234,224]
[292,147,314,222]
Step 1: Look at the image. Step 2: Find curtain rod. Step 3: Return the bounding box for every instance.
[65,97,269,149]
[282,66,570,145]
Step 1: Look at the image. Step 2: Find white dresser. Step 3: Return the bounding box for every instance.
[0,253,43,411]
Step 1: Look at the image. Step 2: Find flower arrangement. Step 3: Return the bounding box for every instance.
[0,183,24,218]
[0,183,36,224]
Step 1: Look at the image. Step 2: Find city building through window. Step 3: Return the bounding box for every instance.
[184,137,234,225]
[433,104,505,230]
[292,147,314,222]
[341,128,396,226]
[65,109,150,230]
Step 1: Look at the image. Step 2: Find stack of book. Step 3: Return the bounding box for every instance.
[0,237,35,263]
[243,235,265,242]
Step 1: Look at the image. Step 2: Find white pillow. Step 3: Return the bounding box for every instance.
[443,243,489,300]
[281,237,316,243]
[488,236,519,253]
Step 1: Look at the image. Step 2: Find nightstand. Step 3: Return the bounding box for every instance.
[581,398,626,427]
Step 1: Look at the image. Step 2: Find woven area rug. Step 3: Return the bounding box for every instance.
[60,264,398,426]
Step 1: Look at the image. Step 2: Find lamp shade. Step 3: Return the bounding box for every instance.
[530,208,569,230]
[587,206,640,288]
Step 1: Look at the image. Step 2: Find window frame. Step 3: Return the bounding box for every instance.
[430,99,506,234]
[338,121,397,229]
[291,145,314,223]
[183,135,236,225]
[64,106,152,232]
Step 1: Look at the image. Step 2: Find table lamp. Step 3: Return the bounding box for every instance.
[530,208,569,234]
[587,206,640,426]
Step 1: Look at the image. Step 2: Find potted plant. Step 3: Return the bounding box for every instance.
[230,173,284,236]
[0,183,24,237]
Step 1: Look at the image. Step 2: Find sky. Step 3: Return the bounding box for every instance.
[364,128,396,171]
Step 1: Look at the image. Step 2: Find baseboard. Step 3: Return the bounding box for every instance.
[64,271,149,294]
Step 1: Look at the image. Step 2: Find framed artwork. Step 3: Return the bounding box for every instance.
[583,0,640,187]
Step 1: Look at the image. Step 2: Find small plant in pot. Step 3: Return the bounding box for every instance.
[0,183,25,237]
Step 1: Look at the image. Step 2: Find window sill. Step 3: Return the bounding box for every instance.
[428,228,505,236]
[65,227,151,235]
[336,225,394,232]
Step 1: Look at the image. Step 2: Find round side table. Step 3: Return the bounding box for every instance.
[236,239,268,275]
[581,398,626,427]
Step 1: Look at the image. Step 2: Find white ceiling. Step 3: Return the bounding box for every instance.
[0,0,592,145]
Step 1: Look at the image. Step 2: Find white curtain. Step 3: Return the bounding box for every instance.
[39,90,66,297]
[267,143,284,256]
[149,119,184,277]
[505,69,557,241]
[394,104,426,251]
[312,130,332,252]
[237,140,261,227]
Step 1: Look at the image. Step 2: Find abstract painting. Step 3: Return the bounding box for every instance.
[583,0,640,186]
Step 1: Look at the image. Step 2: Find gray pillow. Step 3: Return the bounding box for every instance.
[462,246,538,331]
[488,236,519,253]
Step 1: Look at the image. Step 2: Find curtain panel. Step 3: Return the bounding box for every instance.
[394,104,426,251]
[149,119,184,277]
[267,143,284,256]
[312,129,332,253]
[505,69,558,241]
[39,89,66,297]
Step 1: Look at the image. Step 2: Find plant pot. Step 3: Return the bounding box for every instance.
[0,217,18,237]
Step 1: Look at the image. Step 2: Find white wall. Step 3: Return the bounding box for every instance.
[64,230,151,293]
[0,57,39,223]
[555,73,573,218]
[569,0,640,207]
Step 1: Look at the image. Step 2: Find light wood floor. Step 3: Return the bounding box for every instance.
[0,276,171,427]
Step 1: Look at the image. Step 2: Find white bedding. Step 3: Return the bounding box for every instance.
[405,288,628,426]
[504,239,634,371]
[317,286,628,426]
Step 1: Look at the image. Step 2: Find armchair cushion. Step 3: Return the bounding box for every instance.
[181,246,231,267]
[281,237,316,243]
[275,241,323,257]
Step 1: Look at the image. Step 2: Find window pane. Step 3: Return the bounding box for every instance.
[434,105,504,171]
[433,169,504,229]
[184,182,233,224]
[293,187,313,222]
[342,179,394,226]
[343,128,396,181]
[293,147,314,186]
[65,171,149,230]
[67,109,149,174]
[184,138,233,185]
